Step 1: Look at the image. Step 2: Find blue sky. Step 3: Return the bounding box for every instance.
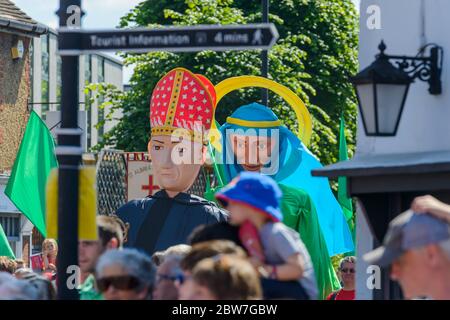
[12,0,360,84]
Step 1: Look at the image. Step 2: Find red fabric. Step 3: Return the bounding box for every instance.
[238,220,265,262]
[149,68,215,132]
[195,74,216,106]
[326,289,355,300]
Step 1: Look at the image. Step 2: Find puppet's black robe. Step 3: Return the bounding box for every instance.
[116,189,228,255]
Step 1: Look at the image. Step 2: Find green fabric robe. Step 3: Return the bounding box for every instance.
[279,183,341,299]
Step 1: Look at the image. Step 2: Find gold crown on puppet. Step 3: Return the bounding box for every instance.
[149,68,216,144]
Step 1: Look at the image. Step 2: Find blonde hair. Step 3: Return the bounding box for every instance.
[192,254,262,300]
[42,239,58,252]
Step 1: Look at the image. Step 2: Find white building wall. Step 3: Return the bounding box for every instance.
[355,201,375,300]
[358,0,450,156]
[356,0,450,299]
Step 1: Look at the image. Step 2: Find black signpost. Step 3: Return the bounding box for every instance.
[58,23,279,55]
[55,0,278,300]
[56,0,84,300]
[261,0,270,106]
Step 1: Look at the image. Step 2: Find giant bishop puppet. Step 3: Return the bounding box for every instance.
[117,69,354,300]
[117,68,228,255]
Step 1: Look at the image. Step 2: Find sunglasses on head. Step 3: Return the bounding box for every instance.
[340,268,355,274]
[96,275,141,292]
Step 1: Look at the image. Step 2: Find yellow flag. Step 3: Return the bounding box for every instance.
[46,166,98,240]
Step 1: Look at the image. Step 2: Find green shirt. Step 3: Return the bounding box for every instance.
[79,274,103,300]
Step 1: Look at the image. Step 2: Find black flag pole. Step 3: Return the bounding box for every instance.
[55,0,83,300]
[261,0,269,106]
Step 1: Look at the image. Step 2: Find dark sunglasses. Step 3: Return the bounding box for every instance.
[156,273,185,284]
[340,268,355,274]
[96,275,141,292]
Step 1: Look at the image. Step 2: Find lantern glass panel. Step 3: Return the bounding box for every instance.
[376,84,408,134]
[356,83,376,134]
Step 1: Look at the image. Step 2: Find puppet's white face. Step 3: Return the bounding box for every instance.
[230,134,277,173]
[148,135,205,193]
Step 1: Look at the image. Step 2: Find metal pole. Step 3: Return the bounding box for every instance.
[261,0,269,106]
[56,0,83,300]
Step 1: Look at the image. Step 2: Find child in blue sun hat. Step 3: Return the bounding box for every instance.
[215,171,318,300]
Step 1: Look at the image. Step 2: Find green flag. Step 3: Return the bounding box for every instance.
[5,111,58,237]
[0,224,15,258]
[338,116,354,231]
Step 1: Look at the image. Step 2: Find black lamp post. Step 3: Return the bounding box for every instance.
[351,40,443,136]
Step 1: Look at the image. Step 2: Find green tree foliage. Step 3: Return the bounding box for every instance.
[89,0,358,165]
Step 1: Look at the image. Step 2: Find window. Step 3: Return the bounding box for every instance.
[0,214,20,241]
[41,34,50,118]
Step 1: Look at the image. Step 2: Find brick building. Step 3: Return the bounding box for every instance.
[0,0,48,172]
[0,0,48,261]
[1,1,123,260]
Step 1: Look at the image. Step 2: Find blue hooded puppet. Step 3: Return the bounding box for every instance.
[209,77,354,299]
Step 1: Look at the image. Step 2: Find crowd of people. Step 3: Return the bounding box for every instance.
[0,172,450,300]
[0,192,450,300]
[2,172,449,300]
[0,171,360,300]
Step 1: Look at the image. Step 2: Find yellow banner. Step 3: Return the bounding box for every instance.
[46,166,98,240]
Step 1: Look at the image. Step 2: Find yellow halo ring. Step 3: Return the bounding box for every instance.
[210,76,313,149]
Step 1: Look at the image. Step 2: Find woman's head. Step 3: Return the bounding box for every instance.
[191,254,262,300]
[338,256,356,288]
[178,240,247,300]
[95,249,156,300]
[42,239,58,255]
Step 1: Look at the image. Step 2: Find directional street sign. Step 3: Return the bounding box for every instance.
[58,23,279,55]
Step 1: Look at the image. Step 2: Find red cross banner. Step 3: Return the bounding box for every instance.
[126,152,160,201]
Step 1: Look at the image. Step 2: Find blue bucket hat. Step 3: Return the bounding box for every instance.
[215,172,283,222]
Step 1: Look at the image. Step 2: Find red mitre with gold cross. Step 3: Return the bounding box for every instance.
[149,68,216,144]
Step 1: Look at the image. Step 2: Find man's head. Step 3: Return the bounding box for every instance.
[152,244,191,267]
[148,68,216,194]
[364,210,450,299]
[389,238,450,299]
[78,215,124,274]
[153,255,185,300]
[219,103,307,182]
[338,256,356,289]
[230,134,277,173]
[95,248,156,300]
[148,135,205,193]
